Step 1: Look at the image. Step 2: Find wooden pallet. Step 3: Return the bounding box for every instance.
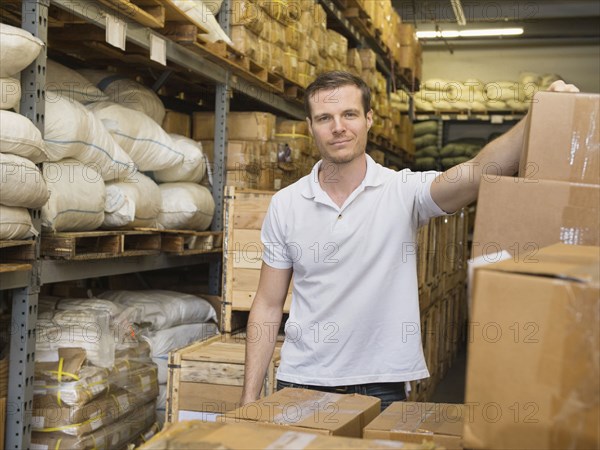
[0,240,35,263]
[166,334,281,422]
[41,230,161,260]
[279,74,305,103]
[96,0,166,28]
[160,229,223,255]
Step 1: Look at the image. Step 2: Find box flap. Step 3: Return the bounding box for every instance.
[478,244,599,283]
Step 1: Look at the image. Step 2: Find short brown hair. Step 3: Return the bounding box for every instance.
[304,71,371,119]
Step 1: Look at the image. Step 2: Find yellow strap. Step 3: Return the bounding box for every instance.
[274,132,310,139]
[48,370,80,381]
[56,358,63,406]
[39,414,104,433]
[111,394,121,414]
[54,439,62,450]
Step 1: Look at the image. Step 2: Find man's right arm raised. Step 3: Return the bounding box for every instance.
[240,262,293,405]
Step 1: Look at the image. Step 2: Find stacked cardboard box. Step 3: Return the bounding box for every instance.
[465,91,600,449]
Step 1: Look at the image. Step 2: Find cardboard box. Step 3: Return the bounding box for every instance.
[472,176,600,259]
[230,25,260,61]
[358,48,377,70]
[162,110,191,137]
[364,402,464,449]
[464,243,599,449]
[193,112,276,141]
[223,388,380,437]
[520,91,599,185]
[139,421,433,449]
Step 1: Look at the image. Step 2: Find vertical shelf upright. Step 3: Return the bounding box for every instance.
[5,0,47,448]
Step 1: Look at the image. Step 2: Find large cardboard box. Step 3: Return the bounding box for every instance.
[472,176,599,259]
[464,243,599,449]
[520,91,599,185]
[193,111,276,141]
[139,421,433,449]
[162,110,191,137]
[223,387,380,437]
[364,402,464,449]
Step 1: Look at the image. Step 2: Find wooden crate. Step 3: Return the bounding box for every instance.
[165,334,281,422]
[222,187,292,333]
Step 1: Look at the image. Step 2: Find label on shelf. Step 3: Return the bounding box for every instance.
[490,115,504,124]
[150,34,167,66]
[456,114,469,120]
[106,14,127,51]
[441,114,451,120]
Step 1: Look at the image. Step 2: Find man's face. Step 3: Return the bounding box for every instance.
[307,84,373,165]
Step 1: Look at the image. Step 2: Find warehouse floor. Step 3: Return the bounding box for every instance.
[430,346,467,404]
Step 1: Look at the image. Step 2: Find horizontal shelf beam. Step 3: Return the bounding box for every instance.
[0,270,31,290]
[41,253,220,284]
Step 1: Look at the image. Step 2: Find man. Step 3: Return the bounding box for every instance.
[241,71,578,410]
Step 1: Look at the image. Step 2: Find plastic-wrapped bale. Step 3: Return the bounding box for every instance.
[0,77,21,110]
[45,60,107,104]
[44,96,136,181]
[152,135,206,183]
[98,290,217,331]
[0,110,48,163]
[0,205,34,239]
[79,70,165,124]
[142,322,219,357]
[413,133,438,150]
[158,182,215,231]
[87,101,183,172]
[104,171,161,228]
[42,159,105,232]
[415,157,437,171]
[413,120,437,137]
[0,23,44,77]
[0,153,49,208]
[229,0,264,35]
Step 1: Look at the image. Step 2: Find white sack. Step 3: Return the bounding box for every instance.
[0,77,21,110]
[0,205,34,239]
[44,96,136,181]
[98,290,218,330]
[0,110,48,162]
[158,182,215,231]
[142,322,218,357]
[0,153,49,208]
[45,60,107,103]
[103,171,161,228]
[87,101,183,171]
[79,71,165,124]
[153,135,206,183]
[0,23,44,77]
[42,159,105,232]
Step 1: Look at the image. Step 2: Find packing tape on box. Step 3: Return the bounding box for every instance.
[569,98,599,183]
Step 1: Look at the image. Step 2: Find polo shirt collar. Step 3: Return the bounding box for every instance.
[301,154,384,200]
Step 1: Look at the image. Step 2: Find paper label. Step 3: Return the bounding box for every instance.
[106,14,127,51]
[150,34,167,66]
[490,115,504,124]
[31,416,44,429]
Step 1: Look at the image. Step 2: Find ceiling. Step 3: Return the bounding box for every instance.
[391,0,600,48]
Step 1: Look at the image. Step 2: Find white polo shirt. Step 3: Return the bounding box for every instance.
[262,154,447,385]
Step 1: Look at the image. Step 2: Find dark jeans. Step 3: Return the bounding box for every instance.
[276,379,406,412]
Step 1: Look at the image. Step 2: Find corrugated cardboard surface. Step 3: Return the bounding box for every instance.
[472,176,599,259]
[223,388,381,437]
[520,91,599,185]
[364,402,464,449]
[139,421,435,449]
[464,244,599,449]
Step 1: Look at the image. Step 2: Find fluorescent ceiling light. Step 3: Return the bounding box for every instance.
[416,28,524,39]
[450,0,467,26]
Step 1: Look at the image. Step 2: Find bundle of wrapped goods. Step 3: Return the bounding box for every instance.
[285,20,303,51]
[273,119,312,171]
[298,37,319,65]
[390,90,410,113]
[97,290,218,423]
[162,110,192,137]
[87,101,183,171]
[413,120,439,171]
[44,96,137,181]
[0,23,44,78]
[326,30,348,63]
[153,135,206,183]
[32,341,158,449]
[268,18,287,48]
[439,138,485,170]
[42,159,105,232]
[0,153,49,208]
[255,39,270,68]
[230,25,260,61]
[298,61,316,88]
[282,49,299,83]
[267,43,284,74]
[346,49,363,76]
[311,26,328,59]
[258,0,299,24]
[229,0,264,35]
[45,60,107,104]
[0,76,21,110]
[359,48,377,71]
[103,171,161,228]
[79,70,165,124]
[157,183,215,230]
[193,111,276,142]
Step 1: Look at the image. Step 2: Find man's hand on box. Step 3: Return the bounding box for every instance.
[547,80,580,93]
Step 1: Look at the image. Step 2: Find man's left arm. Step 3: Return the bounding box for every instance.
[430,80,579,214]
